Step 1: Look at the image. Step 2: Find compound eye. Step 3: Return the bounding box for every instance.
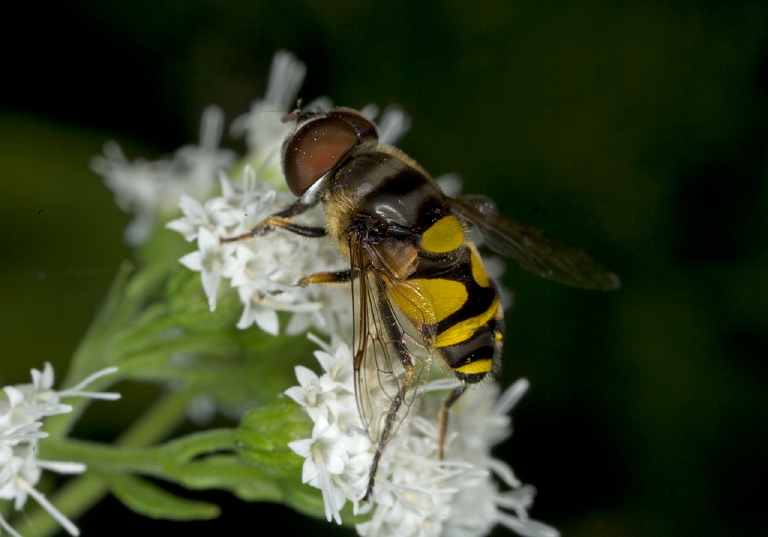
[326,108,378,142]
[282,116,359,196]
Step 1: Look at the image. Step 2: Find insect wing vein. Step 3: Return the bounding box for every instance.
[349,239,433,447]
[452,195,620,290]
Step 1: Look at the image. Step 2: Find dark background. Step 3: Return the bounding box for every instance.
[2,1,767,536]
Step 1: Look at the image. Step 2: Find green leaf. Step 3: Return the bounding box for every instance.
[105,472,220,521]
[236,401,309,477]
[164,265,242,331]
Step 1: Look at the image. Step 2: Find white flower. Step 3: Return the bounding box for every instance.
[92,106,236,244]
[231,50,307,185]
[167,166,351,337]
[285,335,557,537]
[1,364,120,537]
[359,104,412,146]
[439,380,559,537]
[285,336,355,423]
[288,414,361,525]
[178,226,227,311]
[286,336,373,524]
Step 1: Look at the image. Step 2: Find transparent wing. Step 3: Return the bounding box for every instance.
[348,235,434,446]
[451,194,621,290]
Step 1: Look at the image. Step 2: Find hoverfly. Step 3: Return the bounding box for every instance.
[224,106,620,500]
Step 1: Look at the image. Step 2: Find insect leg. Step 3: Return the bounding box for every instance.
[220,199,325,243]
[362,285,415,502]
[298,270,352,287]
[221,216,326,243]
[437,383,468,460]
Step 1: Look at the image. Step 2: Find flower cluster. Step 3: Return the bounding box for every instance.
[284,337,558,537]
[167,168,352,336]
[284,334,372,524]
[92,107,236,245]
[0,364,120,537]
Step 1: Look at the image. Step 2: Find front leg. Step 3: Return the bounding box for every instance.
[221,199,326,244]
[298,270,352,287]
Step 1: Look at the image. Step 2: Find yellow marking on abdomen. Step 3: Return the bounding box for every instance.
[390,278,467,325]
[420,216,464,253]
[435,299,500,347]
[470,249,491,288]
[455,358,493,375]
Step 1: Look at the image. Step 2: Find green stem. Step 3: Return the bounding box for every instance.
[42,429,236,475]
[115,389,195,448]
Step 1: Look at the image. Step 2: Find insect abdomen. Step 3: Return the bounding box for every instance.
[429,246,503,384]
[390,232,504,384]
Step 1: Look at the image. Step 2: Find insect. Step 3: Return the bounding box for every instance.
[224,106,620,500]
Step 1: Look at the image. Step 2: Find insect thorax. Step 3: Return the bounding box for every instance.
[326,148,448,242]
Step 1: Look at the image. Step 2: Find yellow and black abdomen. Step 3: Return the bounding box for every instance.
[389,215,504,384]
[432,246,503,384]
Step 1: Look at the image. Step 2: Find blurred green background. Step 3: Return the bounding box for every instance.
[1,1,766,536]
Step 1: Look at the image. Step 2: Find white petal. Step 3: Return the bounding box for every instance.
[179,251,203,271]
[254,309,280,335]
